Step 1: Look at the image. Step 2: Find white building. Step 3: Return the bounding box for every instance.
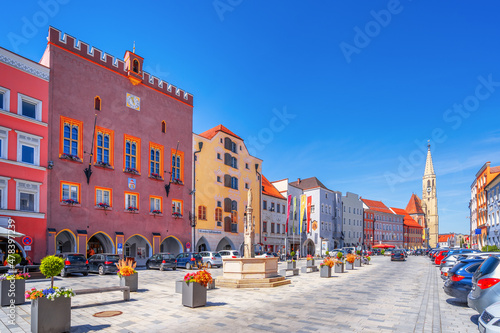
[342,192,364,248]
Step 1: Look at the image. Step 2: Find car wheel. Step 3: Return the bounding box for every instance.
[172,267,176,270]
[160,265,164,271]
[146,262,150,270]
[98,265,105,275]
[207,262,212,269]
[60,268,67,277]
[83,272,88,276]
[186,263,191,270]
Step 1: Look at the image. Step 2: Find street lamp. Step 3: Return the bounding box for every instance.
[191,141,203,252]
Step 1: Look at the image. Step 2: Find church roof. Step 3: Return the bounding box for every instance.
[390,207,423,229]
[424,145,435,176]
[361,199,393,214]
[406,194,425,215]
[289,177,330,191]
[262,175,286,200]
[198,124,242,141]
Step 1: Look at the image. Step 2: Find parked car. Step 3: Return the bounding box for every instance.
[468,255,500,313]
[255,252,274,258]
[88,253,120,275]
[55,253,89,277]
[146,253,177,271]
[391,250,405,261]
[199,251,223,268]
[443,258,483,303]
[384,250,393,256]
[175,253,203,269]
[219,250,241,259]
[434,250,449,265]
[478,301,500,333]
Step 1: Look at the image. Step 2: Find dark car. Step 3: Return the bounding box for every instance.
[88,253,120,275]
[146,253,177,271]
[175,253,202,269]
[468,255,500,313]
[444,258,483,303]
[56,253,89,277]
[391,250,405,261]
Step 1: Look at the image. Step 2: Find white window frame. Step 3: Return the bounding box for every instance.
[15,179,40,212]
[0,126,11,159]
[16,130,41,166]
[150,197,161,212]
[0,86,10,111]
[96,188,111,206]
[0,176,8,210]
[18,93,42,121]
[125,193,138,209]
[172,200,182,214]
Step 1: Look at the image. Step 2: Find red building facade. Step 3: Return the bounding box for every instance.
[0,47,49,263]
[41,28,193,265]
[363,209,375,249]
[391,207,423,249]
[361,198,404,249]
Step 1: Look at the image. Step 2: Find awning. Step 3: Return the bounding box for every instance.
[373,243,396,249]
[0,227,25,238]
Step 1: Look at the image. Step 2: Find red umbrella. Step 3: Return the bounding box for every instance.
[373,244,396,249]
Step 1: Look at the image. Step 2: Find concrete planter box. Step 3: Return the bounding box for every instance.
[334,263,345,273]
[207,280,215,290]
[31,296,71,333]
[320,265,331,278]
[0,279,25,307]
[347,262,355,270]
[175,280,183,293]
[182,282,207,308]
[287,261,296,269]
[306,260,315,267]
[354,259,362,267]
[120,273,138,292]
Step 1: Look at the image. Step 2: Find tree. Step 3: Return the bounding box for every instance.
[40,255,64,288]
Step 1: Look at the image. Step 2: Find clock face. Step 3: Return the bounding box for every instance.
[126,93,140,111]
[427,186,432,193]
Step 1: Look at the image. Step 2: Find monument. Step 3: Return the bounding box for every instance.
[216,189,291,288]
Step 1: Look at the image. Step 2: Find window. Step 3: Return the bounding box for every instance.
[270,202,275,211]
[16,180,40,212]
[95,187,112,208]
[161,121,166,133]
[15,131,40,166]
[263,201,267,210]
[231,210,237,224]
[124,135,140,172]
[231,156,238,168]
[277,204,280,213]
[149,143,163,179]
[171,150,184,183]
[245,183,249,189]
[125,192,139,211]
[60,181,80,204]
[283,205,285,214]
[230,177,238,190]
[217,153,221,160]
[311,205,315,213]
[0,126,9,159]
[150,196,162,214]
[94,96,101,111]
[217,200,222,207]
[0,177,8,209]
[263,221,267,233]
[18,94,41,121]
[271,223,275,233]
[277,224,280,233]
[198,205,207,220]
[245,163,249,169]
[0,87,9,111]
[172,200,182,215]
[95,127,114,167]
[60,116,83,160]
[133,59,139,73]
[215,207,222,225]
[217,176,222,183]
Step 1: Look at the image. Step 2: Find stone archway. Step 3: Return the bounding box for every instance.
[87,232,114,256]
[125,234,152,266]
[55,230,76,254]
[196,236,210,252]
[304,239,315,256]
[160,236,183,255]
[216,237,235,251]
[0,237,25,263]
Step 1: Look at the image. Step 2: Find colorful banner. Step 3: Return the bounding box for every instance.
[292,196,297,233]
[299,195,306,235]
[306,196,312,233]
[285,195,291,233]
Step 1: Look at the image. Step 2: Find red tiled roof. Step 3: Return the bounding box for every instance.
[390,207,423,229]
[262,175,286,200]
[491,166,500,174]
[198,124,242,141]
[405,194,425,215]
[361,199,393,214]
[438,234,454,242]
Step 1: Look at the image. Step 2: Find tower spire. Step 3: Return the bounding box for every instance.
[424,142,435,176]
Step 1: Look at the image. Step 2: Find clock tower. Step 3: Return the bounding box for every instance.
[422,143,438,248]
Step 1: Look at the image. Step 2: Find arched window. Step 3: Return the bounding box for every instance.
[427,180,430,187]
[125,141,137,169]
[215,208,222,223]
[161,121,166,133]
[94,96,101,111]
[133,59,139,73]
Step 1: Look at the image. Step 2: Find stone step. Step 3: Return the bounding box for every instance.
[216,276,291,288]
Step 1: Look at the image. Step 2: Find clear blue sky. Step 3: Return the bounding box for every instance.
[3,1,500,235]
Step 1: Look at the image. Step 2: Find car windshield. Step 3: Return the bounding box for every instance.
[476,256,500,277]
[106,255,120,261]
[193,254,202,259]
[162,254,175,259]
[67,255,85,262]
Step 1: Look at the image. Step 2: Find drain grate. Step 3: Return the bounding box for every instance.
[93,311,123,318]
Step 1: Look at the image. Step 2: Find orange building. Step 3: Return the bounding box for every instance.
[474,162,500,249]
[0,47,49,263]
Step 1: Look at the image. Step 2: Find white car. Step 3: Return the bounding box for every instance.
[199,251,223,268]
[218,250,241,259]
[479,301,500,332]
[255,252,273,258]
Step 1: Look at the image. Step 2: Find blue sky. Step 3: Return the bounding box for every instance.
[3,1,500,235]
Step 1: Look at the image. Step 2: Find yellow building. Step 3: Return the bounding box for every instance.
[193,125,262,253]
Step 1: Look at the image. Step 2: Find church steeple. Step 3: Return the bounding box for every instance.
[422,141,438,248]
[424,142,435,176]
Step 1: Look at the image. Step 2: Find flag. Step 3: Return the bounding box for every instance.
[306,196,312,233]
[299,195,306,235]
[285,195,291,233]
[292,196,297,233]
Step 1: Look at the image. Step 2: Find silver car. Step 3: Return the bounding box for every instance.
[478,301,500,332]
[468,255,500,313]
[199,251,223,268]
[218,250,241,259]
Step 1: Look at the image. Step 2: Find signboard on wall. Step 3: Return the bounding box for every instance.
[117,243,123,254]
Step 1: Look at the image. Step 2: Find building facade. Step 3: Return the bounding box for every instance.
[390,207,423,249]
[342,192,364,248]
[42,28,193,265]
[486,174,500,247]
[361,199,404,248]
[422,144,439,248]
[193,125,262,254]
[406,194,428,248]
[470,179,478,249]
[0,47,50,263]
[261,175,286,253]
[363,209,375,250]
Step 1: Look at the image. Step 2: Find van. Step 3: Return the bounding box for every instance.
[342,247,355,254]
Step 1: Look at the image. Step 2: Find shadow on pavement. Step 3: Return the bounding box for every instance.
[206,301,228,307]
[137,288,150,292]
[470,314,479,325]
[72,299,138,309]
[445,298,468,307]
[71,324,111,332]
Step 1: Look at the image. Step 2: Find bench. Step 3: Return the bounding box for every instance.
[301,266,319,273]
[74,286,130,301]
[279,268,299,277]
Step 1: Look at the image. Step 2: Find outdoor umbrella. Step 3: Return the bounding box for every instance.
[372,244,395,249]
[0,227,24,238]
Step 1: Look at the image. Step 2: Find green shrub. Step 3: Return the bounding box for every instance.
[336,251,343,259]
[381,249,385,255]
[482,245,500,252]
[356,250,361,255]
[7,253,22,266]
[325,251,329,256]
[40,255,64,288]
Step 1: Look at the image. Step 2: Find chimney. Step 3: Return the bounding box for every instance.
[297,178,301,184]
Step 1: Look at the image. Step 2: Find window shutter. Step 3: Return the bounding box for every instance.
[224,153,231,166]
[224,198,232,212]
[224,174,231,187]
[232,200,237,212]
[224,137,232,150]
[224,216,232,232]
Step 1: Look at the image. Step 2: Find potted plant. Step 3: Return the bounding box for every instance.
[334,252,345,273]
[365,256,371,265]
[287,258,296,269]
[354,253,362,267]
[182,270,212,308]
[28,255,74,333]
[290,251,295,260]
[0,272,29,307]
[116,259,138,292]
[346,253,356,270]
[306,254,315,267]
[319,258,336,278]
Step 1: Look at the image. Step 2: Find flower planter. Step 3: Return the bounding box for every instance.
[334,263,345,273]
[320,265,331,278]
[182,282,207,308]
[287,261,296,269]
[0,279,25,306]
[120,273,138,292]
[207,280,216,290]
[354,259,362,267]
[306,259,315,267]
[31,296,71,333]
[175,280,183,293]
[347,262,355,270]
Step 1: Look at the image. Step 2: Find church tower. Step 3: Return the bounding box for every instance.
[422,143,439,247]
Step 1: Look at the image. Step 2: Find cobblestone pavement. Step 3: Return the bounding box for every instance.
[1,256,480,332]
